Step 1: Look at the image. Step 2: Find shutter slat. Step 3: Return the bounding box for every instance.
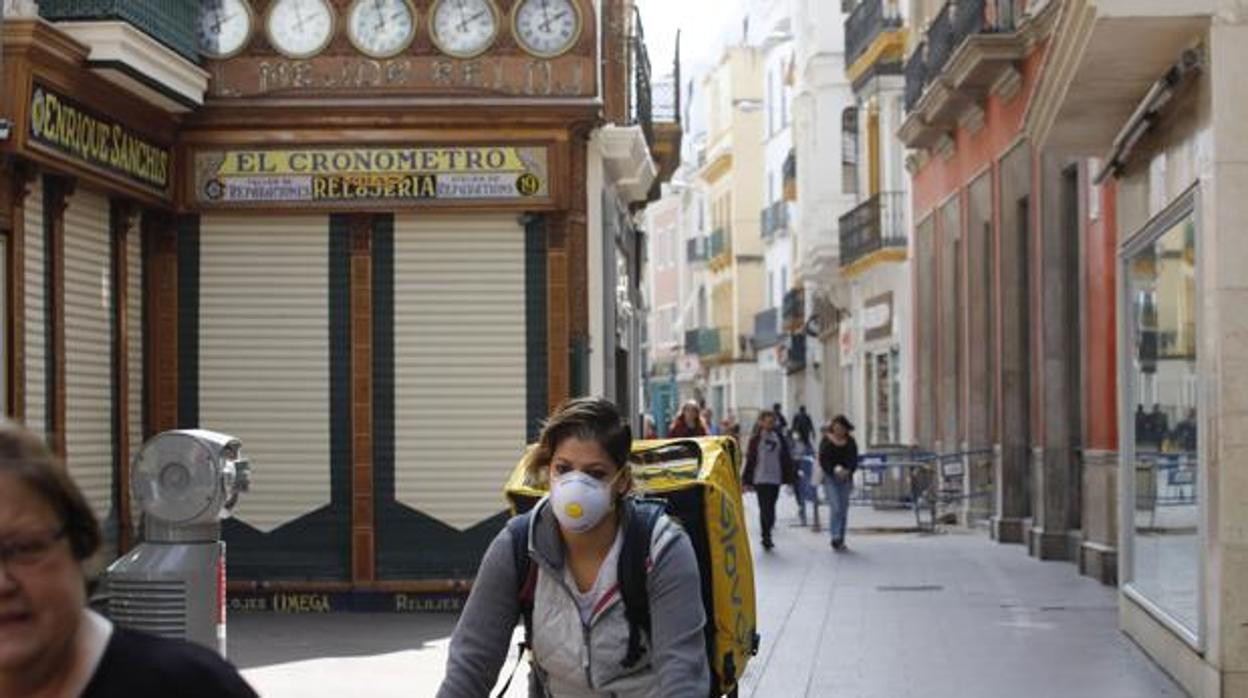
[24,178,46,437]
[199,215,331,533]
[393,215,526,530]
[64,189,114,529]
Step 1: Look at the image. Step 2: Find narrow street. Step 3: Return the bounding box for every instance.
[231,496,1183,697]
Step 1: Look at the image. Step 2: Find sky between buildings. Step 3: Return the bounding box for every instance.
[636,0,747,79]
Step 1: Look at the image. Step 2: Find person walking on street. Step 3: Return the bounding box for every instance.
[819,415,859,550]
[772,403,789,433]
[791,406,815,452]
[668,401,707,438]
[743,411,796,551]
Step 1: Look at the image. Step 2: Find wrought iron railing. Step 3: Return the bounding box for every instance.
[782,287,805,329]
[905,0,1024,113]
[686,236,707,264]
[39,0,199,61]
[684,327,729,357]
[839,191,908,268]
[786,332,807,373]
[630,8,655,147]
[845,0,904,68]
[754,308,780,349]
[925,3,957,84]
[709,228,729,259]
[904,42,928,112]
[760,200,790,240]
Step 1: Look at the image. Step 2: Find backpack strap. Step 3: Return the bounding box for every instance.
[495,511,537,698]
[617,497,670,669]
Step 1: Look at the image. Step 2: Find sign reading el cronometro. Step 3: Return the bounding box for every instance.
[28,83,171,193]
[195,146,549,206]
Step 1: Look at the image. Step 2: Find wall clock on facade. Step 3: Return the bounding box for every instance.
[346,0,417,58]
[429,0,500,59]
[266,0,336,59]
[512,0,582,58]
[198,0,254,59]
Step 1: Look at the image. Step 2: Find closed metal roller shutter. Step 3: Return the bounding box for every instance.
[63,188,114,526]
[24,177,46,436]
[126,218,144,528]
[393,214,527,530]
[199,215,330,533]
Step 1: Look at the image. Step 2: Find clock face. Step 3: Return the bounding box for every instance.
[198,0,253,58]
[347,0,416,58]
[266,0,336,59]
[512,0,581,58]
[429,0,499,59]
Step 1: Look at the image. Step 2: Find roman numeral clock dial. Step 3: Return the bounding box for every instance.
[429,0,500,59]
[347,0,417,58]
[266,0,336,59]
[512,0,582,59]
[198,0,254,59]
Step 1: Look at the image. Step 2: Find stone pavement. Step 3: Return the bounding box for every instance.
[230,494,1185,697]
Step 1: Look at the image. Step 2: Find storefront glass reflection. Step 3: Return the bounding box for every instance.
[1126,206,1199,634]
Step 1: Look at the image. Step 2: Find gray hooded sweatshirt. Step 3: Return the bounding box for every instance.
[437,497,710,697]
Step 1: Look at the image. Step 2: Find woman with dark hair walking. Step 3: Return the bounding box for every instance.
[819,415,859,551]
[742,411,796,551]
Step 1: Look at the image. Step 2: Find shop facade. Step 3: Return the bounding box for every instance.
[1031,1,1248,693]
[2,0,676,605]
[0,13,199,571]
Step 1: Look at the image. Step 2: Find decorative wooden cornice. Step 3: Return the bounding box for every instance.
[1,19,90,71]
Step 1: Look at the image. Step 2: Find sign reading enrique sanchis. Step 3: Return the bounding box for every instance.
[28,84,171,192]
[194,146,550,206]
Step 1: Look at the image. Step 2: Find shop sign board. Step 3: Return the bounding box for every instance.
[864,292,894,342]
[27,83,172,194]
[839,323,855,367]
[194,145,550,207]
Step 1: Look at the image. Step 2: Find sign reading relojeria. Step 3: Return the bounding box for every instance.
[195,145,549,205]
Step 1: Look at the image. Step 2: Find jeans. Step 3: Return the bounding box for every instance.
[794,456,815,523]
[755,484,780,543]
[823,475,853,542]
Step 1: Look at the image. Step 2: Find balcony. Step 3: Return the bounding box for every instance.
[628,7,682,201]
[708,228,731,269]
[686,237,708,264]
[35,0,209,111]
[783,149,797,201]
[839,191,908,272]
[785,333,807,374]
[844,0,906,85]
[760,201,790,242]
[900,0,1047,151]
[40,0,198,61]
[684,327,731,360]
[753,308,781,350]
[782,287,805,333]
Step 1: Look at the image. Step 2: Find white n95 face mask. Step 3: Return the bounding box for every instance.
[550,471,618,533]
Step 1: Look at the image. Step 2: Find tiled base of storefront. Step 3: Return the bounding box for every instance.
[1121,594,1220,697]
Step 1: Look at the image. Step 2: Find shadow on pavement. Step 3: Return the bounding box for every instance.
[228,612,460,669]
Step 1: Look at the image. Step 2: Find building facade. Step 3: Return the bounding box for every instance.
[790,0,857,435]
[1,0,677,602]
[1030,1,1248,694]
[688,44,766,428]
[838,0,914,450]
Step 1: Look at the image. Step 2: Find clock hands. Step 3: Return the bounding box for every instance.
[543,10,568,33]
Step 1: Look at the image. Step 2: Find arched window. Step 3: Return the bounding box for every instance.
[842,106,859,195]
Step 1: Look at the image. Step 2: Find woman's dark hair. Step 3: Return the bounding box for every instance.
[0,425,100,560]
[830,415,856,432]
[528,397,633,477]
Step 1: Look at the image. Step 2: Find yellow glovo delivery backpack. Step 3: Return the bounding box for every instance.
[504,437,759,697]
